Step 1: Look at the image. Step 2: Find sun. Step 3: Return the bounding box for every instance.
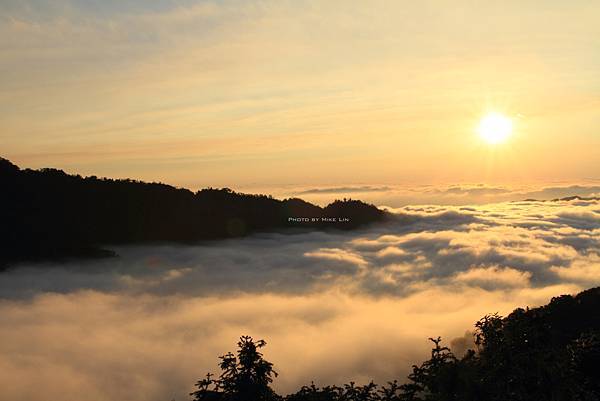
[477,112,513,144]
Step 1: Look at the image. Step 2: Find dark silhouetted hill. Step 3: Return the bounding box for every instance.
[0,157,387,268]
[192,286,600,401]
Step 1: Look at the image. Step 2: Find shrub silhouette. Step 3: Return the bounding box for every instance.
[192,287,600,401]
[286,381,399,401]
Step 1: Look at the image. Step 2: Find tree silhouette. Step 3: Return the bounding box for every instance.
[191,336,280,401]
[568,332,600,399]
[398,337,458,401]
[190,287,600,401]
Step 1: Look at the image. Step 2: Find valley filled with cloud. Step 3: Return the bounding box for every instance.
[1,197,599,401]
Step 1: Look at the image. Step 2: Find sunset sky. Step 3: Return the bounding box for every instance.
[2,0,599,190]
[2,4,600,400]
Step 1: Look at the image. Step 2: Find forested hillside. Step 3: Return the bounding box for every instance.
[0,158,386,267]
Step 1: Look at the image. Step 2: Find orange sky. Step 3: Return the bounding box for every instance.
[2,1,599,189]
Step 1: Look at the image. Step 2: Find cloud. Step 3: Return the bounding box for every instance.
[434,185,512,196]
[439,184,600,201]
[551,211,600,230]
[0,197,599,400]
[452,266,532,290]
[296,186,392,195]
[2,198,599,298]
[304,248,368,268]
[520,186,600,201]
[450,331,476,358]
[283,184,600,208]
[3,1,600,187]
[550,257,600,286]
[0,286,581,401]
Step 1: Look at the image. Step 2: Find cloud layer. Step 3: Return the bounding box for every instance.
[272,183,600,207]
[0,197,599,401]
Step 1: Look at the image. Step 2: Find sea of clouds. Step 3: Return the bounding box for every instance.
[1,197,599,401]
[283,183,600,207]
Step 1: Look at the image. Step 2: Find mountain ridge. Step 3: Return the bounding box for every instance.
[0,157,387,268]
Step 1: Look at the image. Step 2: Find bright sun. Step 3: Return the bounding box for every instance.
[478,112,513,144]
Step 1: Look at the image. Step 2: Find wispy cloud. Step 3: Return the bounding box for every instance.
[296,186,392,195]
[281,184,600,207]
[2,1,599,186]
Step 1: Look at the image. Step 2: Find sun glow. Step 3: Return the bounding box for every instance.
[478,112,513,144]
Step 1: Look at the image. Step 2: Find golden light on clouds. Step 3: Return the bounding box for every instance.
[2,197,599,401]
[477,112,513,145]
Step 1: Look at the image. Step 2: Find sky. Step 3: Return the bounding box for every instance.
[2,197,599,400]
[1,0,599,191]
[2,4,600,399]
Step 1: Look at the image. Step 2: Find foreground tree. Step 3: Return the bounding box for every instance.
[191,287,600,401]
[191,336,280,401]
